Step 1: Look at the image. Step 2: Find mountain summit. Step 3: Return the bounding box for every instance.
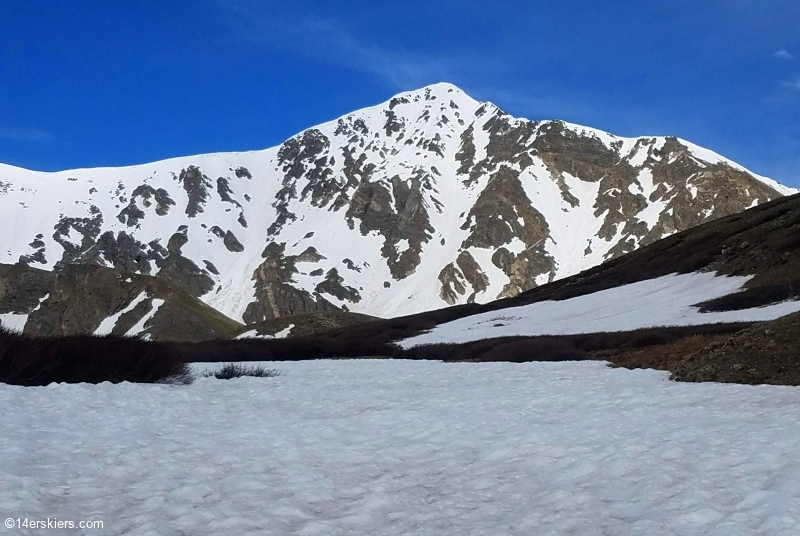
[0,83,795,337]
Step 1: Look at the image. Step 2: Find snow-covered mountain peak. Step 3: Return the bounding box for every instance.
[1,83,795,334]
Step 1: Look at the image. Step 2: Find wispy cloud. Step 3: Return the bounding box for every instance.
[212,0,476,89]
[784,77,800,91]
[0,127,52,143]
[774,49,794,61]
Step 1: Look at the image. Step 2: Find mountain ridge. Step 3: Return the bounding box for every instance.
[1,82,796,338]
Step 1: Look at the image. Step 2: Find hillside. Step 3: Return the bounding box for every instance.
[0,263,241,342]
[1,83,794,340]
[399,191,800,348]
[3,192,800,384]
[229,311,377,340]
[210,192,800,384]
[671,311,800,385]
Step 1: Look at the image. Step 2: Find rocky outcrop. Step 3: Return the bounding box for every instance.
[0,263,53,316]
[242,242,338,323]
[315,268,362,305]
[345,172,434,280]
[52,207,104,266]
[223,230,245,253]
[178,165,213,218]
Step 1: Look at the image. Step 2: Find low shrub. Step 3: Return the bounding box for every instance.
[696,283,800,312]
[201,363,280,380]
[394,337,587,362]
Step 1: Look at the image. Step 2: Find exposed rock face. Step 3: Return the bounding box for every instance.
[0,263,52,315]
[241,243,338,323]
[178,165,213,218]
[0,83,794,330]
[315,268,362,305]
[18,234,47,266]
[52,206,104,265]
[223,230,245,253]
[345,173,434,280]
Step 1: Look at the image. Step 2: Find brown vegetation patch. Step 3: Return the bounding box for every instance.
[671,312,800,385]
[0,326,190,386]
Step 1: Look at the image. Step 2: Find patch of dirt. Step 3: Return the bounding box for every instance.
[593,334,730,373]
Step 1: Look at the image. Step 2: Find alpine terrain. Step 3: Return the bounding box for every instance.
[0,83,795,340]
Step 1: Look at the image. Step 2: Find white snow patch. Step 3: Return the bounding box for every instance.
[125,298,165,338]
[31,293,50,312]
[636,197,668,230]
[636,168,656,196]
[93,292,149,336]
[235,323,295,340]
[625,139,654,168]
[0,312,28,332]
[395,239,410,256]
[400,272,800,348]
[234,329,261,340]
[503,237,527,255]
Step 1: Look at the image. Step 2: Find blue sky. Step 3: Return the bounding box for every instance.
[1,0,799,186]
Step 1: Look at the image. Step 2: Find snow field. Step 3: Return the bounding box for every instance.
[399,272,800,348]
[2,360,800,535]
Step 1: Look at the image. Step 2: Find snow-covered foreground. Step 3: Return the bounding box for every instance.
[399,272,800,348]
[2,360,800,535]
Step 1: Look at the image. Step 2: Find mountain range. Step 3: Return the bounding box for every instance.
[0,82,795,340]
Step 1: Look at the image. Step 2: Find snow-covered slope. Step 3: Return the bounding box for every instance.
[1,83,794,329]
[398,272,800,348]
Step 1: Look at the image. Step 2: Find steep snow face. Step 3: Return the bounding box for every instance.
[0,83,794,323]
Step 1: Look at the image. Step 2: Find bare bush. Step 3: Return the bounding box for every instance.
[202,363,281,380]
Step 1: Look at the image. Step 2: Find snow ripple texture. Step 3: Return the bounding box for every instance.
[2,360,800,535]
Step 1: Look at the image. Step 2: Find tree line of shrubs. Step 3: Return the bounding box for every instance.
[0,321,751,386]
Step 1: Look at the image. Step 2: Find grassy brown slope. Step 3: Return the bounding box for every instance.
[138,274,243,341]
[1,263,243,342]
[671,312,800,385]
